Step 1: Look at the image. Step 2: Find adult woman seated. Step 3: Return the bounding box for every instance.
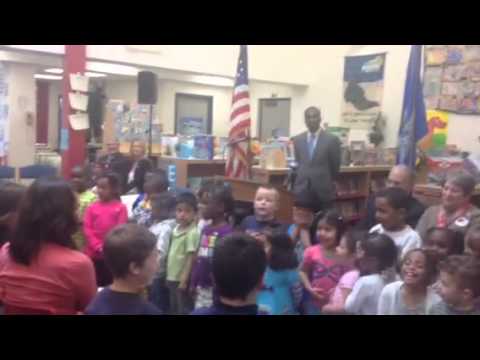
[416,173,480,241]
[0,178,97,315]
[125,140,153,194]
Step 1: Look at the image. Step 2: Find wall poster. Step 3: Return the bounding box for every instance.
[424,45,480,114]
[341,53,386,129]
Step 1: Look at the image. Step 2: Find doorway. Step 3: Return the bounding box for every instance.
[258,98,291,141]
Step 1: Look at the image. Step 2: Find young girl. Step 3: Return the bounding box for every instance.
[190,184,234,309]
[84,173,128,287]
[423,227,464,265]
[299,210,349,314]
[345,233,397,315]
[322,231,367,314]
[257,232,303,315]
[378,248,440,315]
[131,173,169,227]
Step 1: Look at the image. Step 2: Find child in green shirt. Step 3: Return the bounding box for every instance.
[166,192,200,314]
[71,166,97,251]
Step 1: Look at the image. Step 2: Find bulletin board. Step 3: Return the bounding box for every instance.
[424,45,480,114]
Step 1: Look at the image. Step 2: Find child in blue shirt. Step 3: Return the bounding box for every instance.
[257,232,303,315]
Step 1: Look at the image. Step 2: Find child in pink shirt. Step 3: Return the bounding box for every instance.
[322,231,366,314]
[299,210,351,315]
[84,173,128,287]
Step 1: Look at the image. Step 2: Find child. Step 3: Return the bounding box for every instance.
[287,190,316,265]
[84,173,128,287]
[370,187,422,260]
[192,233,267,315]
[423,227,464,265]
[378,249,441,315]
[428,255,480,315]
[70,166,97,251]
[131,172,169,227]
[85,224,162,315]
[345,233,397,315]
[466,225,480,259]
[299,210,350,314]
[0,181,26,247]
[322,231,366,314]
[239,186,288,244]
[166,192,200,314]
[147,192,177,312]
[257,232,303,315]
[190,184,234,309]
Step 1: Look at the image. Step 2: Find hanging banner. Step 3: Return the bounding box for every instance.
[341,53,386,129]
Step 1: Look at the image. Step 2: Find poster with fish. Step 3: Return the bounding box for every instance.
[341,53,386,129]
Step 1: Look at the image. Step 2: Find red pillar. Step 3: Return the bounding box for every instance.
[61,45,87,179]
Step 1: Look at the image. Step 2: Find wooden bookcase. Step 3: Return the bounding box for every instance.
[251,165,391,223]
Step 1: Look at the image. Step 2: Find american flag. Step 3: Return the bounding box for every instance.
[226,45,251,179]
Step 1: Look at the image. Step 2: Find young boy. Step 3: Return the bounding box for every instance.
[166,192,200,314]
[466,225,480,259]
[85,224,162,315]
[71,166,97,251]
[239,186,287,244]
[190,184,235,309]
[370,187,422,260]
[191,233,267,315]
[429,255,480,315]
[288,190,317,264]
[148,193,177,313]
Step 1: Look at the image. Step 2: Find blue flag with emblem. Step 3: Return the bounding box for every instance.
[396,45,428,169]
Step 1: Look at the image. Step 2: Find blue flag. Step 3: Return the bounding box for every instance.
[396,45,428,169]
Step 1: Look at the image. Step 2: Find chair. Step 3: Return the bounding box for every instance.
[18,164,57,180]
[0,166,15,180]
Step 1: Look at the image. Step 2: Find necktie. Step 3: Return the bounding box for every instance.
[308,134,316,159]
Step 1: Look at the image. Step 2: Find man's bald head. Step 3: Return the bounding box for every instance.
[387,165,415,194]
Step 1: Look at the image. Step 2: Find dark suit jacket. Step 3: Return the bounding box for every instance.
[292,130,341,204]
[125,158,153,194]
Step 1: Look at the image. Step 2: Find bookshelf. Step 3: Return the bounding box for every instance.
[251,165,391,223]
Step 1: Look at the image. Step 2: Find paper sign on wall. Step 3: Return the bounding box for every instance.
[69,92,88,111]
[70,74,89,93]
[69,113,89,130]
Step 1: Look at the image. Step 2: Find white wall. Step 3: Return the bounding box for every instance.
[6,63,36,166]
[104,77,307,137]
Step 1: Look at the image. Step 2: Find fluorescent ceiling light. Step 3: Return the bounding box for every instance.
[87,61,139,76]
[85,71,107,78]
[34,74,62,80]
[44,68,63,74]
[192,75,234,87]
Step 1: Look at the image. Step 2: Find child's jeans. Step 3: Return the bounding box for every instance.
[148,275,169,313]
[166,281,193,315]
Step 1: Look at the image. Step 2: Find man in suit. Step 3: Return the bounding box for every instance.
[292,106,341,213]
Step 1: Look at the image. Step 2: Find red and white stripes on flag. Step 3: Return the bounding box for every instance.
[226,45,251,179]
